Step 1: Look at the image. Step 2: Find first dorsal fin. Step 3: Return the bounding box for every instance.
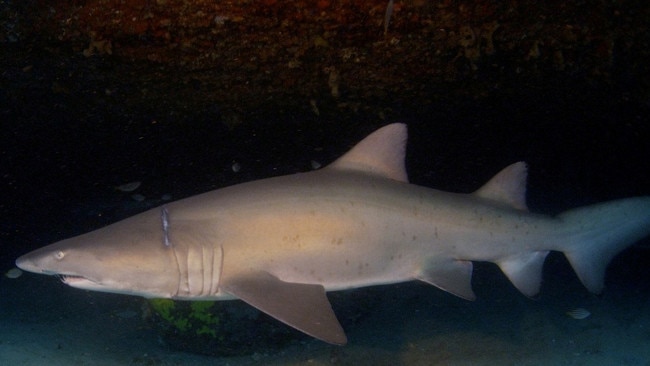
[474,162,528,211]
[327,123,408,182]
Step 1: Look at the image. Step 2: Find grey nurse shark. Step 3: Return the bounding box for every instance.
[16,123,650,345]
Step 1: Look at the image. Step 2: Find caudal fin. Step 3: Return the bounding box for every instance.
[559,197,650,293]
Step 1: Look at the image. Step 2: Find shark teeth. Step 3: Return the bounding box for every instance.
[58,274,85,283]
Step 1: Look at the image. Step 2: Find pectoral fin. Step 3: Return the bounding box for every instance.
[223,271,347,345]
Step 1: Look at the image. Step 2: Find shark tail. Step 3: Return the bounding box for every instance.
[558,196,650,293]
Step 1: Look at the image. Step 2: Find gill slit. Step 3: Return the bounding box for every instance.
[170,242,183,297]
[210,245,223,296]
[199,244,206,296]
[216,245,224,296]
[206,244,213,296]
[206,244,218,297]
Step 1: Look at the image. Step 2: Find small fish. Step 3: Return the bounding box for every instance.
[5,268,23,279]
[116,181,141,192]
[566,307,591,319]
[131,194,146,202]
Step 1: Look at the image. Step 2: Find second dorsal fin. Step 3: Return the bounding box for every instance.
[474,162,528,211]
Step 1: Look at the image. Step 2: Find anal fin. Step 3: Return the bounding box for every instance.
[417,258,476,300]
[497,251,549,297]
[222,271,347,345]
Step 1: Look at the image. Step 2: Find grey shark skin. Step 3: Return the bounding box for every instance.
[16,123,650,345]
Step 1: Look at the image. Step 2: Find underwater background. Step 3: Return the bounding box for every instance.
[2,1,650,365]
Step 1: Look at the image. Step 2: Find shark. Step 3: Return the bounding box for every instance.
[16,123,650,345]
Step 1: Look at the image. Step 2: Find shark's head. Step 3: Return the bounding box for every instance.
[15,207,202,298]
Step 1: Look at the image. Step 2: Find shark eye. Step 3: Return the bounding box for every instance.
[55,251,65,260]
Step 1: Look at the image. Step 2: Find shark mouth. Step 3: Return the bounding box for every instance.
[58,274,154,297]
[58,275,101,289]
[59,274,85,283]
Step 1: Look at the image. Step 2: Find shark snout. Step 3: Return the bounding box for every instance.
[15,253,47,274]
[15,254,34,272]
[15,248,65,275]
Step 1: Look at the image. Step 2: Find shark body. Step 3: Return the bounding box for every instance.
[16,123,650,345]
